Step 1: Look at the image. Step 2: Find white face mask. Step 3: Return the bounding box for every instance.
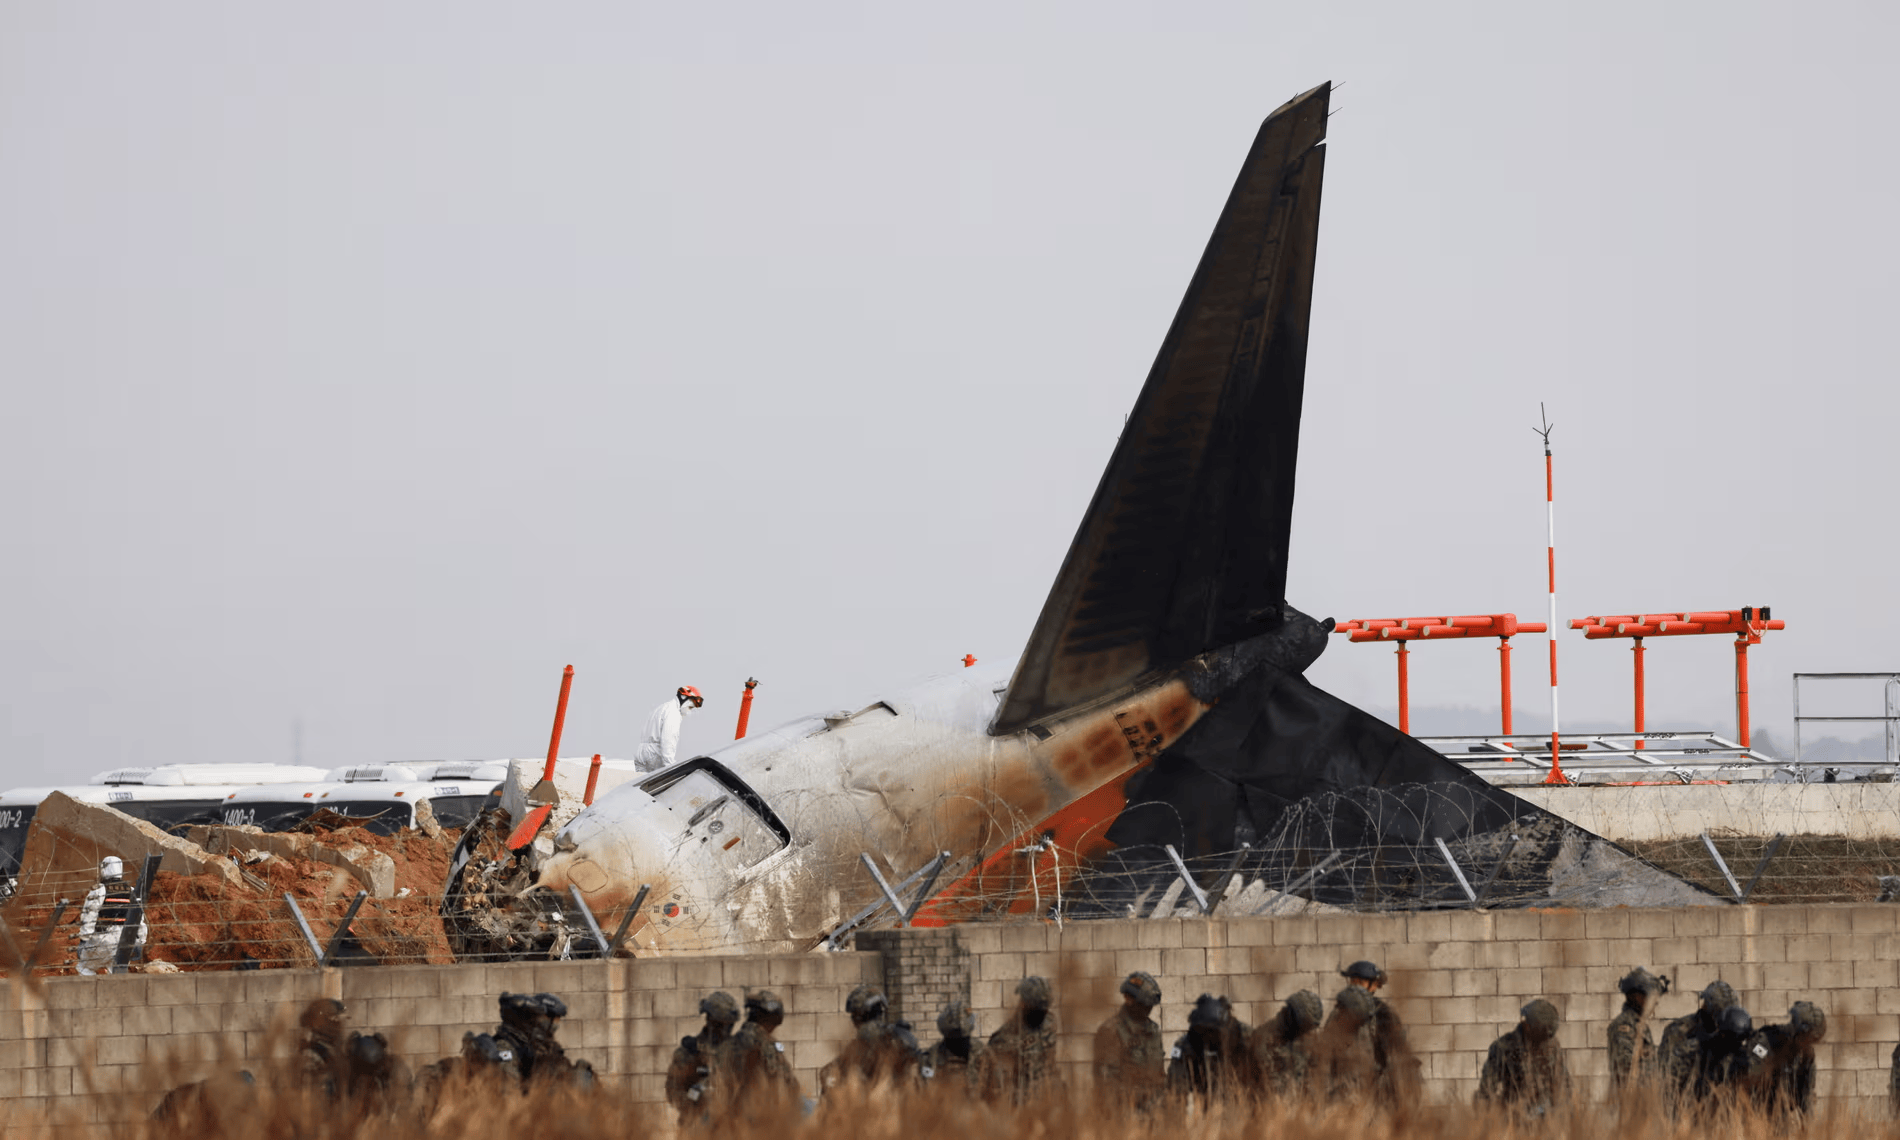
[680,698,699,716]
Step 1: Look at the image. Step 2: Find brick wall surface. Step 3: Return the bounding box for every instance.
[4,905,1898,1125]
[855,929,971,1030]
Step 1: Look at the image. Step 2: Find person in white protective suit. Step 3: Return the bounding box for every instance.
[634,686,704,773]
[76,855,145,975]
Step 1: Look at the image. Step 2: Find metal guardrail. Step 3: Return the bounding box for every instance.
[1794,673,1900,768]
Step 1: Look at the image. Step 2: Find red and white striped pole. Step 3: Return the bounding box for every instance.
[1538,407,1567,785]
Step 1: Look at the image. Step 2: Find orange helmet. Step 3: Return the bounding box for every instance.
[678,685,704,706]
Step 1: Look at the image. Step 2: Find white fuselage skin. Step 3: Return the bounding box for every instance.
[536,663,1209,955]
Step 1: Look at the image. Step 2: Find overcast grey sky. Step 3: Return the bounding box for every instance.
[2,2,1894,789]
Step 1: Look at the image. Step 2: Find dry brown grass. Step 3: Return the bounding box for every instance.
[5,1058,1899,1140]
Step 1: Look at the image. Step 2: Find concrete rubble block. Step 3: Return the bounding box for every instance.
[186,824,394,898]
[26,792,242,890]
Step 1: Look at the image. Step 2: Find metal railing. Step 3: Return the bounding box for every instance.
[1793,672,1900,769]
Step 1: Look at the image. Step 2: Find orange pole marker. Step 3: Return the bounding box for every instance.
[507,664,575,850]
[1633,637,1646,749]
[962,654,977,667]
[582,753,603,806]
[1396,641,1411,735]
[1498,636,1514,738]
[734,677,759,740]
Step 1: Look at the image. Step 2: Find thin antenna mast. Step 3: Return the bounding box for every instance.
[1534,406,1567,785]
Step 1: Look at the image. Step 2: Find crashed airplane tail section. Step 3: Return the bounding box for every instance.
[515,82,1713,961]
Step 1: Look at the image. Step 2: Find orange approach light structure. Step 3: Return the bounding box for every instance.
[1333,614,1548,738]
[1569,607,1784,749]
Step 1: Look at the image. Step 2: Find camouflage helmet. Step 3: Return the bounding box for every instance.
[347,1032,388,1070]
[1719,1005,1752,1037]
[1285,990,1324,1034]
[1789,1002,1827,1041]
[745,990,785,1019]
[1340,960,1387,986]
[1333,986,1377,1025]
[1698,980,1737,1015]
[888,1020,921,1054]
[536,993,568,1020]
[1618,967,1666,997]
[1188,994,1227,1030]
[1016,976,1052,1012]
[1520,999,1560,1043]
[1118,971,1161,1008]
[937,999,975,1037]
[499,992,546,1026]
[299,998,346,1036]
[699,991,740,1025]
[845,984,888,1024]
[463,1032,508,1066]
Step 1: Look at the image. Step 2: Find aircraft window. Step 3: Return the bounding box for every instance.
[640,759,790,869]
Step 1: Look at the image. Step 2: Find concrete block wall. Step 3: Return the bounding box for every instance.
[4,904,1899,1123]
[941,905,1899,1115]
[1515,782,1900,841]
[0,952,880,1126]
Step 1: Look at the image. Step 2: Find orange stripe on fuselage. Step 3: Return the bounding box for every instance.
[911,763,1144,926]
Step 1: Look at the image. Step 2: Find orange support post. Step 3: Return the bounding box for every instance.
[1396,641,1410,735]
[582,753,602,806]
[507,664,574,849]
[1735,637,1751,748]
[1633,637,1646,749]
[734,677,758,740]
[1498,636,1514,737]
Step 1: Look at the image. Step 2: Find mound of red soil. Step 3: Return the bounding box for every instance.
[3,820,462,973]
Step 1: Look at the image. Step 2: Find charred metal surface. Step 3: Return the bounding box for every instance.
[447,82,1715,961]
[993,84,1330,736]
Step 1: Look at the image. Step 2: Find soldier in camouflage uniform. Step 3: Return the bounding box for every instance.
[1093,971,1165,1112]
[714,991,803,1121]
[1476,999,1572,1117]
[667,992,739,1126]
[921,1001,983,1090]
[1332,960,1421,1109]
[1659,979,1736,1104]
[1691,1005,1754,1110]
[414,1032,511,1118]
[820,984,918,1093]
[492,992,593,1090]
[1251,990,1324,1102]
[974,976,1060,1106]
[1316,986,1379,1103]
[1607,967,1667,1094]
[1740,1001,1824,1123]
[296,999,350,1100]
[1168,994,1254,1103]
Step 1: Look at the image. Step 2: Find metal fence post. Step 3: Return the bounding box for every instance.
[609,884,652,956]
[1739,834,1787,903]
[567,886,610,958]
[111,855,163,973]
[321,892,370,966]
[1162,845,1212,914]
[1700,832,1744,902]
[1434,837,1478,903]
[284,895,325,963]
